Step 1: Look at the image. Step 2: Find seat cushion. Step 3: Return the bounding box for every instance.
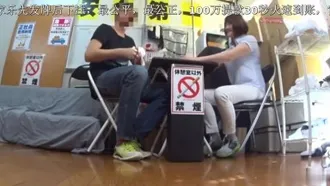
[234,99,273,110]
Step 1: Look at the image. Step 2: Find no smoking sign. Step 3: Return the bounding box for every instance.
[171,65,204,115]
[25,60,40,76]
[177,76,200,99]
[20,54,45,86]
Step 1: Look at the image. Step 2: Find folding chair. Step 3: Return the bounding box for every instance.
[67,64,118,152]
[86,69,119,153]
[149,66,169,157]
[234,64,283,152]
[148,66,213,157]
[68,64,90,88]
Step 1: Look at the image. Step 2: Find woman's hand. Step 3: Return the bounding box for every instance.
[182,55,198,61]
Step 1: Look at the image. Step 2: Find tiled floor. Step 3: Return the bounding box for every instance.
[0,143,328,186]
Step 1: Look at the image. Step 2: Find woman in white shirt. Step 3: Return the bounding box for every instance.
[186,14,265,158]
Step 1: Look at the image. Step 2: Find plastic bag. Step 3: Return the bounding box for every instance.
[288,74,320,95]
[285,18,325,38]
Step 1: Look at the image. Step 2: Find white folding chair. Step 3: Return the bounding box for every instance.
[86,69,119,153]
[234,64,283,152]
[67,65,118,152]
[148,66,212,157]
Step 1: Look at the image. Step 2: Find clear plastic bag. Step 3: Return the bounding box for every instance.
[321,147,330,168]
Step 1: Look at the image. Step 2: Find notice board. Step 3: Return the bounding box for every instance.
[1,6,74,87]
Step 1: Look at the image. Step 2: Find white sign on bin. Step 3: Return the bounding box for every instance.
[171,65,204,115]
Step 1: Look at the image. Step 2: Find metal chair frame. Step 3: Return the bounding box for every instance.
[86,70,119,152]
[68,64,90,88]
[68,64,119,153]
[234,64,283,152]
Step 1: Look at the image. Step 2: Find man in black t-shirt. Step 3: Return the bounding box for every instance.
[85,3,168,161]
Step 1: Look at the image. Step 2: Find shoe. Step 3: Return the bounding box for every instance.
[203,134,223,156]
[215,137,240,158]
[131,140,152,159]
[113,141,144,161]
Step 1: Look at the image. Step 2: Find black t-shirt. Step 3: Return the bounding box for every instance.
[89,24,136,78]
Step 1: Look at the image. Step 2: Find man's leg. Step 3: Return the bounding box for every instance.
[96,65,148,160]
[134,83,170,140]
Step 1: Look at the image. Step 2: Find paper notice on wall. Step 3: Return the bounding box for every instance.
[145,0,170,26]
[181,1,202,28]
[77,0,101,20]
[12,22,35,51]
[48,17,74,46]
[20,54,45,86]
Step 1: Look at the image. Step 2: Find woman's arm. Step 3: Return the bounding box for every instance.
[196,43,252,64]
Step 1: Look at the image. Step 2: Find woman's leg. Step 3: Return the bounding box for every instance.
[204,89,219,134]
[204,89,222,153]
[214,84,264,158]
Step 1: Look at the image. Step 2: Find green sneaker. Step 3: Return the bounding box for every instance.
[215,138,240,158]
[131,140,152,159]
[113,141,143,161]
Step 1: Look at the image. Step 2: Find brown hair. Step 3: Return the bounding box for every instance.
[224,14,248,38]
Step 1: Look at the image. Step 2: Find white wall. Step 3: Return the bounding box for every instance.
[0,0,26,82]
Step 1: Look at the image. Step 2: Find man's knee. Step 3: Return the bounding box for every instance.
[128,66,148,82]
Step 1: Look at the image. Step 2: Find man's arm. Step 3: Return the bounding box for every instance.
[84,24,127,63]
[85,39,125,63]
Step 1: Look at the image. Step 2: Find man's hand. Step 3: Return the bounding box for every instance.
[120,47,139,60]
[133,47,146,65]
[133,53,142,65]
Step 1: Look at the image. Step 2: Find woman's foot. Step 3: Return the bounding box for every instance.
[215,135,240,158]
[203,133,223,156]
